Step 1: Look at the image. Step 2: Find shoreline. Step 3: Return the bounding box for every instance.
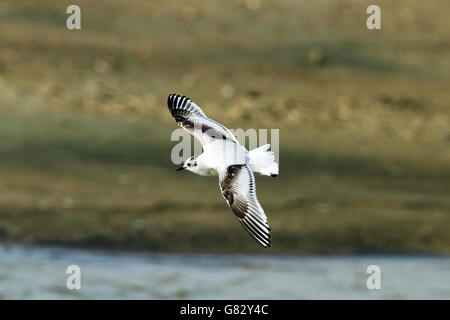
[1,241,448,257]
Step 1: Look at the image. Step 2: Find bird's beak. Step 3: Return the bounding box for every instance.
[176,166,185,171]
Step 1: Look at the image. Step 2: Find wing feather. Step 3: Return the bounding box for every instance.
[219,164,271,248]
[167,94,238,146]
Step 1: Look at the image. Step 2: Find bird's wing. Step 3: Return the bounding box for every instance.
[218,164,271,248]
[167,94,239,146]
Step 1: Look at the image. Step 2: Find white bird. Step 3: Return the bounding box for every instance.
[167,94,279,248]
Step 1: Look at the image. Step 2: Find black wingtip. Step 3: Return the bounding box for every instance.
[167,93,177,107]
[262,239,272,248]
[167,94,191,110]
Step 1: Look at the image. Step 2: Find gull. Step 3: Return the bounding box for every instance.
[167,94,279,248]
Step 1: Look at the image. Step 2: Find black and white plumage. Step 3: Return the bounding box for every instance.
[167,94,278,248]
[220,164,271,247]
[167,94,238,145]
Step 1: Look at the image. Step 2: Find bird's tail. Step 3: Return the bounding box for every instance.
[249,144,279,177]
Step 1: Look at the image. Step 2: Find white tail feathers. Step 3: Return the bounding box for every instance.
[249,144,279,177]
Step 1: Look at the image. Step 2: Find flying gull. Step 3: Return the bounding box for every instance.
[167,94,279,248]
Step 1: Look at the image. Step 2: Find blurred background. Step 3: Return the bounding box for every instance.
[0,0,449,299]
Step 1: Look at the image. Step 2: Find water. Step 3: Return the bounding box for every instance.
[0,244,448,299]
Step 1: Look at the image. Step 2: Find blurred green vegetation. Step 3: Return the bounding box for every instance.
[0,0,449,254]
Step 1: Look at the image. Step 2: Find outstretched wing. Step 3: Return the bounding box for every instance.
[167,94,238,146]
[219,164,271,248]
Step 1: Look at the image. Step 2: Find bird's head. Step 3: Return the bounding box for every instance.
[176,156,198,173]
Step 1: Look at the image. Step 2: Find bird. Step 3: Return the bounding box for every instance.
[167,94,279,248]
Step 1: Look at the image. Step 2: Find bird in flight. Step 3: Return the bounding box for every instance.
[167,94,278,247]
